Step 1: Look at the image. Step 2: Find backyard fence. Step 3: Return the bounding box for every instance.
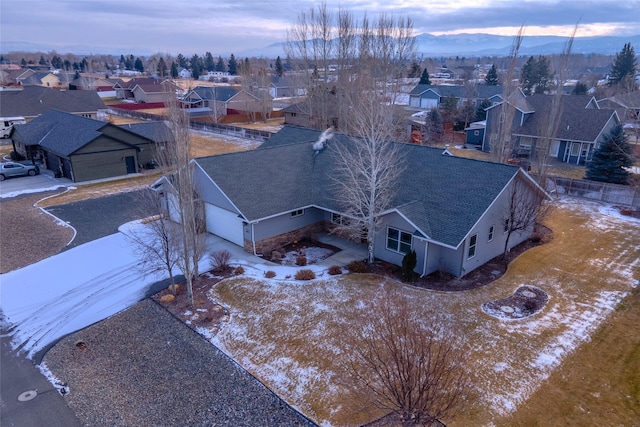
[108,108,274,142]
[546,176,640,208]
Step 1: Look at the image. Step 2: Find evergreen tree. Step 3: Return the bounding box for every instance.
[204,51,215,72]
[407,61,421,78]
[170,61,178,78]
[215,55,226,72]
[572,82,588,95]
[157,57,167,77]
[275,56,283,77]
[608,42,637,89]
[475,98,492,121]
[419,68,431,85]
[585,124,633,185]
[521,55,552,95]
[401,250,417,282]
[485,64,499,85]
[228,54,238,75]
[39,55,48,66]
[190,54,203,80]
[176,53,187,68]
[21,58,26,67]
[51,55,63,69]
[134,57,144,73]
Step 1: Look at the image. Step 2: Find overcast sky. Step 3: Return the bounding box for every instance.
[1,0,638,56]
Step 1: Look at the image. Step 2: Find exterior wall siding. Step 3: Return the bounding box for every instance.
[70,148,137,181]
[194,167,239,213]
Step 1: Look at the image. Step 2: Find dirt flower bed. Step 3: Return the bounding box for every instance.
[368,224,553,291]
[266,238,339,265]
[151,271,233,337]
[481,285,550,319]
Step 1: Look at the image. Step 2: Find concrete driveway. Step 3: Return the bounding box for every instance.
[0,169,71,198]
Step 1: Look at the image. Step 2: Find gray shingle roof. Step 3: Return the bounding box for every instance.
[195,126,518,248]
[189,86,238,102]
[514,95,618,142]
[409,84,504,100]
[117,121,171,142]
[13,110,106,156]
[0,86,106,118]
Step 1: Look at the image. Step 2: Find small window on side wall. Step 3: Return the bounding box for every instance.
[503,218,509,233]
[291,209,304,218]
[468,234,477,259]
[488,225,494,242]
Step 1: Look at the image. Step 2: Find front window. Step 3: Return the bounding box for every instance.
[331,213,350,226]
[468,234,477,258]
[291,209,304,218]
[387,227,412,254]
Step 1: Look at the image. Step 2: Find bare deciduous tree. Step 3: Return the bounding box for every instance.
[532,23,578,184]
[126,189,181,294]
[491,26,524,163]
[155,86,207,307]
[502,177,549,257]
[328,88,406,264]
[340,287,471,426]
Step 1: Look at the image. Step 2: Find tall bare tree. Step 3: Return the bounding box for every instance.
[156,86,206,307]
[328,89,406,264]
[491,26,524,163]
[502,177,549,257]
[340,286,471,426]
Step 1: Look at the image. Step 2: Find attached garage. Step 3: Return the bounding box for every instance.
[205,203,245,246]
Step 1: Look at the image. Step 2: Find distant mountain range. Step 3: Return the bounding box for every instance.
[253,33,640,59]
[2,33,639,58]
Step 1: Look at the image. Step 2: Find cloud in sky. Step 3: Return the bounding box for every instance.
[1,0,638,55]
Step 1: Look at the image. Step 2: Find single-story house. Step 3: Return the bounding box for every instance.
[11,110,171,182]
[269,76,307,98]
[159,125,547,278]
[0,85,107,121]
[409,84,504,110]
[113,77,175,102]
[181,85,267,119]
[484,91,620,165]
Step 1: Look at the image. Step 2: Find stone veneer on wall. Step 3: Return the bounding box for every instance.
[243,222,326,257]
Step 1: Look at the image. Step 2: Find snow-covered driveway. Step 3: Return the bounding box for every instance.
[0,232,165,358]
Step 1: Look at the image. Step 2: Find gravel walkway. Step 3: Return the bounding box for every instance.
[43,299,317,427]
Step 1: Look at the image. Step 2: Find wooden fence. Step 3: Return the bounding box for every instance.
[108,108,273,142]
[546,176,640,207]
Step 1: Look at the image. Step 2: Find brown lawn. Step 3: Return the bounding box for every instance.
[205,199,640,426]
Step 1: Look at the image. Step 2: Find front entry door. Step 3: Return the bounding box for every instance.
[125,156,136,174]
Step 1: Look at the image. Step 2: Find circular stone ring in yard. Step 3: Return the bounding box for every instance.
[482,285,549,320]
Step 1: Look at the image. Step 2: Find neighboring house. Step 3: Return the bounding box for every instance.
[20,72,64,88]
[484,91,620,165]
[199,71,231,81]
[269,76,307,98]
[181,85,266,119]
[159,125,546,278]
[113,77,174,102]
[11,110,170,182]
[408,84,503,110]
[0,86,106,122]
[178,68,191,79]
[282,99,339,130]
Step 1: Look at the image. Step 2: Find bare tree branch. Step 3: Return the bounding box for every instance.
[339,286,471,425]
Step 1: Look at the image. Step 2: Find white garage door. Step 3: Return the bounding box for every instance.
[205,203,245,246]
[420,98,438,109]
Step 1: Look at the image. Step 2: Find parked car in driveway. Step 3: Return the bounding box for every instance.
[0,162,40,181]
